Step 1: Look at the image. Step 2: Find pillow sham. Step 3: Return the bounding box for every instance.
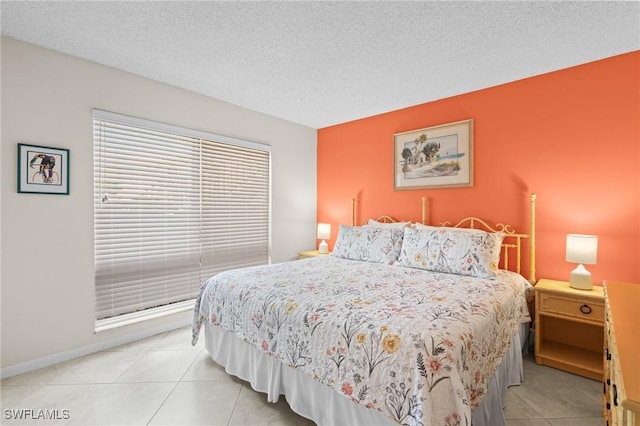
[367,219,411,229]
[397,227,504,278]
[414,223,486,232]
[332,225,404,264]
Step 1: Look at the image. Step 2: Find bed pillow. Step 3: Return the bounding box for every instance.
[414,223,486,232]
[414,223,439,231]
[397,227,504,278]
[332,225,404,264]
[367,219,411,229]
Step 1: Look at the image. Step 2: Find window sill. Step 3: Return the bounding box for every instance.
[95,299,195,333]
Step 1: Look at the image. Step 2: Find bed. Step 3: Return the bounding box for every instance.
[192,195,537,426]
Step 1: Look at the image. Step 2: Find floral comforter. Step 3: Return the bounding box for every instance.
[192,256,533,426]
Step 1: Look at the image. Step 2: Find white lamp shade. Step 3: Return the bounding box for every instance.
[565,234,598,265]
[317,223,331,240]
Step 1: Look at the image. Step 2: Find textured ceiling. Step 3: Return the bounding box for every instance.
[1,1,639,128]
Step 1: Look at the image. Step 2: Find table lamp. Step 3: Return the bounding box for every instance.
[317,223,331,254]
[565,234,598,290]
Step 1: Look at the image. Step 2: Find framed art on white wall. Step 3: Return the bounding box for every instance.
[17,143,70,195]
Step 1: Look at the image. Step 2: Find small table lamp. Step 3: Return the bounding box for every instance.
[317,223,331,254]
[565,234,598,290]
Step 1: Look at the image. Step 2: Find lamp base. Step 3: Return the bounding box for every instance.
[569,264,593,290]
[318,240,328,254]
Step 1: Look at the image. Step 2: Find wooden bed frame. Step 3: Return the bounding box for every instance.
[351,193,537,284]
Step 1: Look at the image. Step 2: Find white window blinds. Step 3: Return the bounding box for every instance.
[93,110,270,321]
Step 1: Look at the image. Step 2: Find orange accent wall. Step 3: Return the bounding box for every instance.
[318,51,640,284]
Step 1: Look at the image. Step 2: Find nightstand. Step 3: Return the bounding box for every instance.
[534,278,605,380]
[298,250,331,259]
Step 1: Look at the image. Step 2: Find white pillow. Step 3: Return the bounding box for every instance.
[367,219,411,229]
[414,223,486,232]
[414,222,436,230]
[332,225,404,264]
[398,227,504,278]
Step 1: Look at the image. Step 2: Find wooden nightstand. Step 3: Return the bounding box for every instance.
[298,250,331,259]
[534,278,605,380]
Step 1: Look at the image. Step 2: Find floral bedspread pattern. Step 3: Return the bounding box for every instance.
[192,256,532,426]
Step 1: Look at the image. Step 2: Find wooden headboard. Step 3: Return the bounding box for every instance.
[350,194,537,284]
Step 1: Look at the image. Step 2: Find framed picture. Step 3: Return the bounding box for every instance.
[17,143,70,195]
[394,119,473,190]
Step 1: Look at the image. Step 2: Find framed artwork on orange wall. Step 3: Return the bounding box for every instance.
[394,119,473,190]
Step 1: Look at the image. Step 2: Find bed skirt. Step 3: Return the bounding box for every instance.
[204,322,528,426]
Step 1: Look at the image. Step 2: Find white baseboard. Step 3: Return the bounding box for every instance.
[0,318,191,379]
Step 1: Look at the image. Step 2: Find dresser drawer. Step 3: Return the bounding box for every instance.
[538,292,604,323]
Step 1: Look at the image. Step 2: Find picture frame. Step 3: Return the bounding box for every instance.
[17,143,70,195]
[394,119,473,190]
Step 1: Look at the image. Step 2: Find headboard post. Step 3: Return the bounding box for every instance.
[421,196,427,225]
[351,198,356,226]
[529,193,537,284]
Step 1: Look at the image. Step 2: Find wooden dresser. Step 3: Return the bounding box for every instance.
[603,281,640,426]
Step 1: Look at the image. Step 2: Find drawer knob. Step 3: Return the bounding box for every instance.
[579,304,592,315]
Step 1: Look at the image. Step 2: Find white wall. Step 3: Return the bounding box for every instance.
[0,37,317,371]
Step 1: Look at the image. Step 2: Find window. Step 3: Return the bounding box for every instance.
[93,110,270,329]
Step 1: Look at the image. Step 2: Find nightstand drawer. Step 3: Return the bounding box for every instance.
[539,292,604,323]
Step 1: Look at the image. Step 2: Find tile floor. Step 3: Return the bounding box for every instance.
[1,326,603,425]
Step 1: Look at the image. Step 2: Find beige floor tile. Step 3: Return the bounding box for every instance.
[543,364,603,406]
[0,385,39,409]
[546,417,603,426]
[504,388,544,419]
[181,349,240,382]
[2,384,108,425]
[511,359,602,419]
[228,384,310,426]
[67,382,175,425]
[49,350,144,385]
[149,380,242,425]
[103,332,167,352]
[116,349,200,383]
[0,357,81,386]
[150,326,203,352]
[505,420,550,426]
